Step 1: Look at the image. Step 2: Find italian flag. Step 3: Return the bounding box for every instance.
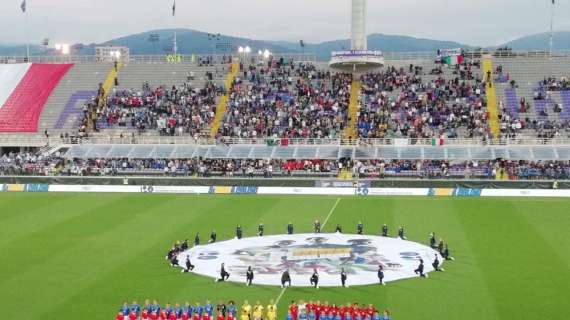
[431,138,445,146]
[442,55,464,66]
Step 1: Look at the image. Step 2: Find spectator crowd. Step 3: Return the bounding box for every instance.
[1,151,569,180]
[357,61,489,140]
[216,58,352,139]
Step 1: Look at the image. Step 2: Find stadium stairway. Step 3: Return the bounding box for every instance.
[0,63,73,133]
[102,63,123,96]
[338,169,353,180]
[344,79,361,139]
[210,62,239,137]
[482,56,500,139]
[40,63,111,132]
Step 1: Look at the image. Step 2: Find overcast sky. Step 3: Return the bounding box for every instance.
[1,0,569,46]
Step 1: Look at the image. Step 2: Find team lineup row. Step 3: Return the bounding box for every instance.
[116,300,393,320]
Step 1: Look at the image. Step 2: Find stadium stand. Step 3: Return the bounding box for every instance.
[0,63,72,132]
[356,60,488,140]
[1,53,569,147]
[215,59,353,139]
[0,63,31,107]
[47,63,112,131]
[494,56,570,139]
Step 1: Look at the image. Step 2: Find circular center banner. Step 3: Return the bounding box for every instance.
[176,233,442,287]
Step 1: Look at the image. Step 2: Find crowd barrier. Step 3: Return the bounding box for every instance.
[1,184,569,198]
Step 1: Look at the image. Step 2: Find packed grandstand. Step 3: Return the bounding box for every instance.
[1,52,570,182]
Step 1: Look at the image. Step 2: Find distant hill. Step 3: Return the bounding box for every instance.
[1,29,569,60]
[82,29,469,60]
[0,44,43,56]
[503,31,570,51]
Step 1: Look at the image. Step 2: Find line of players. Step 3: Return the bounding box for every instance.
[116,300,274,320]
[115,300,392,320]
[168,221,454,258]
[166,221,455,286]
[286,301,391,320]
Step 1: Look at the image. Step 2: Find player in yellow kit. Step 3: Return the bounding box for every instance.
[241,301,252,320]
[252,301,264,320]
[266,300,277,320]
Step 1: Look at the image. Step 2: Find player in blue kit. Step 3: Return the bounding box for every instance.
[227,301,237,317]
[194,303,204,316]
[205,301,214,316]
[151,300,160,314]
[131,301,141,316]
[121,302,130,316]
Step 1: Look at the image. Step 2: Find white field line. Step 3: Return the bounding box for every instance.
[274,197,341,302]
[322,198,341,229]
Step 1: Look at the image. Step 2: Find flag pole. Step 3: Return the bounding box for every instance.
[25,0,30,61]
[549,0,554,57]
[172,0,177,56]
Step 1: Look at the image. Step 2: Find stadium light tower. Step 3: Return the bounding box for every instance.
[351,0,367,51]
[330,0,384,73]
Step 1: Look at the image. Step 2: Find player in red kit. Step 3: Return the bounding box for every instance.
[116,312,125,320]
[346,304,356,319]
[322,303,330,318]
[160,310,168,320]
[306,301,314,314]
[142,309,149,320]
[338,306,345,320]
[129,311,138,320]
[358,308,367,320]
[330,305,339,317]
[202,311,211,320]
[169,311,177,320]
[192,312,201,320]
[288,301,298,320]
[217,313,225,320]
[182,311,190,320]
[227,312,235,320]
[150,312,159,320]
[314,303,322,320]
[366,305,375,318]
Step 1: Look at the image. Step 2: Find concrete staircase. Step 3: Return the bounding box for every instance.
[210,62,239,137]
[482,56,500,138]
[344,80,361,139]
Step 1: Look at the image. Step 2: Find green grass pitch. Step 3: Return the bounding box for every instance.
[1,193,569,320]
